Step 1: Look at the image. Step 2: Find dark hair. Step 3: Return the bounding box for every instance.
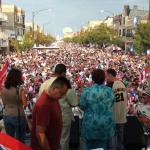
[92,69,105,85]
[54,64,66,75]
[51,76,71,89]
[5,68,23,89]
[107,68,117,77]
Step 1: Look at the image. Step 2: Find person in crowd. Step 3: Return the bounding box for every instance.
[79,69,115,150]
[1,68,27,143]
[106,68,127,150]
[38,63,78,150]
[39,63,66,96]
[137,89,150,129]
[60,88,78,150]
[1,43,149,149]
[31,76,71,150]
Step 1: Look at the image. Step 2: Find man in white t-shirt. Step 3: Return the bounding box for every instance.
[106,69,127,150]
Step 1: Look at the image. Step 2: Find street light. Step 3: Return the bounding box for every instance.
[100,10,114,17]
[32,8,51,40]
[149,0,150,21]
[42,21,51,34]
[0,0,2,24]
[100,10,114,27]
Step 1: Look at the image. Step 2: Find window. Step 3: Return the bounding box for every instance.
[123,17,125,25]
[123,29,126,36]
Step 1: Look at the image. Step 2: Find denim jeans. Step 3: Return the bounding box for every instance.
[116,124,125,150]
[107,135,117,150]
[3,115,26,143]
[86,139,107,150]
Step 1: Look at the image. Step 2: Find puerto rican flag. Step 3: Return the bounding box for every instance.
[0,132,32,150]
[0,144,11,150]
[0,60,9,91]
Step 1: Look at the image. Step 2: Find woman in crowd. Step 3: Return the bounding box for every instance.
[1,68,27,143]
[79,69,116,150]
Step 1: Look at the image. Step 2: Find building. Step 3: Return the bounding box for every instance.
[0,10,9,55]
[120,5,149,51]
[63,27,74,38]
[113,14,122,36]
[88,20,103,29]
[25,22,42,33]
[1,5,25,42]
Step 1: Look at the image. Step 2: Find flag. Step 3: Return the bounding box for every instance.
[0,144,11,150]
[0,132,32,150]
[0,60,9,91]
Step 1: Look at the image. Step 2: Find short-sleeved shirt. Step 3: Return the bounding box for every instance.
[31,91,62,150]
[79,84,115,141]
[112,80,127,124]
[39,77,78,126]
[59,89,78,125]
[38,77,56,96]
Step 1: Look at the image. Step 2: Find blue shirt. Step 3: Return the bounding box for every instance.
[79,84,115,141]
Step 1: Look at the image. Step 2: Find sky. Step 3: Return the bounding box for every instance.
[2,0,149,37]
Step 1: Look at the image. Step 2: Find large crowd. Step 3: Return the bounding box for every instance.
[0,42,150,150]
[2,43,149,101]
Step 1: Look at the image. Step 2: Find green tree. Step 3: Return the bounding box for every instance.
[22,32,34,50]
[134,22,150,54]
[134,34,143,54]
[112,37,124,49]
[64,23,120,47]
[44,34,55,46]
[9,39,20,52]
[34,31,55,46]
[63,37,73,43]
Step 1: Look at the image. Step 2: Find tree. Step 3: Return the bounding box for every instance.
[134,34,143,54]
[22,32,34,50]
[9,39,20,52]
[64,23,120,48]
[134,22,150,54]
[9,31,55,53]
[34,31,55,46]
[112,37,124,49]
[44,34,55,46]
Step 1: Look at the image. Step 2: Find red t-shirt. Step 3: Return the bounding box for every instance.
[31,91,62,150]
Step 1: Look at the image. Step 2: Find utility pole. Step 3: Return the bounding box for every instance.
[149,0,150,21]
[0,0,1,13]
[32,8,50,41]
[32,12,35,41]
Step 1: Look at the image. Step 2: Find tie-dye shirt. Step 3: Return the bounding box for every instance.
[79,84,115,141]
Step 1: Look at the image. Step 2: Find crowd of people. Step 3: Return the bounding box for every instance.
[0,42,150,150]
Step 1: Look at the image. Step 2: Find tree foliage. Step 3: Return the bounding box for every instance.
[9,31,55,52]
[22,32,34,50]
[134,22,150,54]
[9,39,21,52]
[34,31,55,46]
[64,23,124,48]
